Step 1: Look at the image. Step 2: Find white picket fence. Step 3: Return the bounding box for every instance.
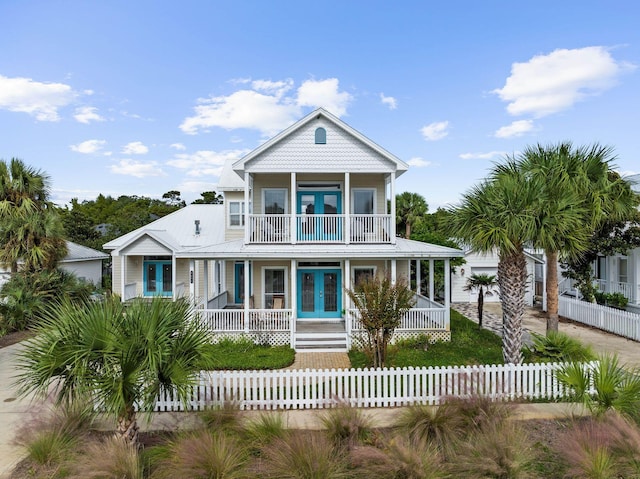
[153,361,592,412]
[559,296,640,341]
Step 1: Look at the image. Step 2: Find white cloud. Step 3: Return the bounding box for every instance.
[167,149,248,177]
[493,46,635,118]
[459,151,508,160]
[74,106,104,124]
[494,120,535,138]
[110,159,166,178]
[421,121,449,141]
[0,74,76,121]
[380,93,397,110]
[121,141,149,155]
[170,143,186,150]
[407,157,431,167]
[70,139,106,154]
[251,79,294,97]
[296,78,352,116]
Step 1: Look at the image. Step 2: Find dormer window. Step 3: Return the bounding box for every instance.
[314,127,326,144]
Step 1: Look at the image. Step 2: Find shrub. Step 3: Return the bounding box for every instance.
[70,436,143,479]
[385,436,446,479]
[200,401,243,434]
[524,331,595,363]
[241,413,288,453]
[394,404,463,455]
[320,405,373,450]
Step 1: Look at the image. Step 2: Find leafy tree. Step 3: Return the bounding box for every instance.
[464,273,497,329]
[518,143,639,333]
[0,158,67,272]
[396,192,428,238]
[192,191,224,204]
[448,162,540,364]
[16,296,216,446]
[162,190,186,208]
[346,274,415,368]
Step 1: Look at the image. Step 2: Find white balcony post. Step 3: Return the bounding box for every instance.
[390,173,396,244]
[172,255,177,301]
[290,172,296,245]
[444,259,451,328]
[244,259,250,333]
[290,259,297,347]
[344,172,350,245]
[429,259,435,302]
[391,259,397,285]
[344,258,351,348]
[416,259,421,295]
[204,260,209,308]
[189,259,195,303]
[244,172,250,244]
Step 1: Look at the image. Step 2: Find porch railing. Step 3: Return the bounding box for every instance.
[595,279,633,300]
[124,282,137,301]
[348,307,448,332]
[197,309,292,332]
[247,213,392,244]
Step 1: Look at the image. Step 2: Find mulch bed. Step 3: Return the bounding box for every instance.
[0,330,34,349]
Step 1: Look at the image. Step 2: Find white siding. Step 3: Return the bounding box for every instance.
[122,236,171,256]
[61,260,103,286]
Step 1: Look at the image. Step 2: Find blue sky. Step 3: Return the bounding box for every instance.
[1,1,639,210]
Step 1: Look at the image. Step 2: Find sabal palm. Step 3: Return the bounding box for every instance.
[16,296,215,446]
[396,191,428,238]
[464,273,497,329]
[448,162,540,364]
[518,143,638,333]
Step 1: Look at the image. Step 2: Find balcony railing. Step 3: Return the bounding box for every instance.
[594,279,633,300]
[248,214,391,244]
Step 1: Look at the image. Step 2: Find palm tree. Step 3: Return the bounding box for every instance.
[16,296,215,446]
[396,192,428,238]
[518,143,638,333]
[0,158,66,272]
[448,162,540,364]
[464,273,497,329]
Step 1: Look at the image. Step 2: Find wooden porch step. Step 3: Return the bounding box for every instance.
[294,332,348,352]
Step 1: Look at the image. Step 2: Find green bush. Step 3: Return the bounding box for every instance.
[594,291,629,310]
[524,331,595,363]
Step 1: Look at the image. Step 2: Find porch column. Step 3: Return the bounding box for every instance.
[244,172,250,244]
[390,173,397,244]
[244,259,250,333]
[120,254,125,302]
[290,172,296,244]
[172,255,177,301]
[416,259,421,295]
[344,259,351,348]
[203,260,209,308]
[542,259,548,311]
[429,259,434,302]
[290,259,297,348]
[189,259,195,303]
[391,259,397,285]
[444,259,451,328]
[344,172,350,245]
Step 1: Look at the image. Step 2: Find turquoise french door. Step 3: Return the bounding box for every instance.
[234,263,252,304]
[297,269,342,318]
[143,261,172,296]
[297,191,342,241]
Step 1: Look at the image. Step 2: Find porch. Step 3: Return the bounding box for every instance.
[594,279,640,305]
[195,292,450,352]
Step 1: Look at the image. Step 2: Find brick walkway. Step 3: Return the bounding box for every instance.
[285,351,351,370]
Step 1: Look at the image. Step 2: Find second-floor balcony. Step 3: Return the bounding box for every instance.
[248,214,392,244]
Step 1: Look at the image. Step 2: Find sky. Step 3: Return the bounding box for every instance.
[1,1,639,210]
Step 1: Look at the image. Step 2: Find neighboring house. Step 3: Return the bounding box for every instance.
[0,240,109,289]
[451,249,544,307]
[104,108,464,351]
[59,241,110,286]
[585,174,640,313]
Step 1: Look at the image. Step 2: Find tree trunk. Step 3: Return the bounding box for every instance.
[477,286,484,329]
[405,223,411,239]
[498,249,527,364]
[117,406,139,447]
[546,250,559,334]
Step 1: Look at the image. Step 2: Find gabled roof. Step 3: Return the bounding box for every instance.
[232,108,409,177]
[217,158,245,191]
[62,241,109,263]
[103,204,226,253]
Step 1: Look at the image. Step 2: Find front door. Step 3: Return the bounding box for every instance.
[297,192,342,241]
[143,261,172,297]
[297,269,342,318]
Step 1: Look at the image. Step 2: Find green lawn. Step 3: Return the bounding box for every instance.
[348,308,504,368]
[204,337,295,370]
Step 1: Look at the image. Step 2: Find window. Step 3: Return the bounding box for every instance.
[263,188,287,214]
[353,267,375,286]
[229,201,245,227]
[264,268,286,308]
[619,257,628,283]
[353,189,375,214]
[315,127,326,144]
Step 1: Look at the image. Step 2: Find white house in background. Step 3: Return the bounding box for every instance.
[59,241,109,286]
[0,240,109,289]
[586,174,640,313]
[104,108,464,352]
[451,249,544,307]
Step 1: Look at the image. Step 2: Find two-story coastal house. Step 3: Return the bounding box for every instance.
[104,109,464,351]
